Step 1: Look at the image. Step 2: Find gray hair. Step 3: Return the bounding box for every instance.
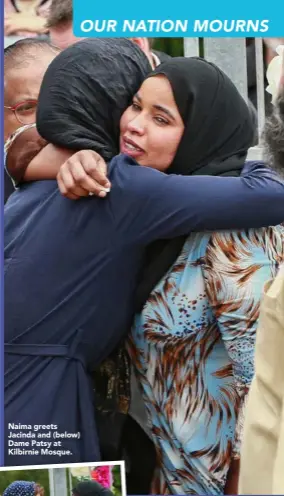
[263,90,284,177]
[46,0,73,28]
[4,38,60,71]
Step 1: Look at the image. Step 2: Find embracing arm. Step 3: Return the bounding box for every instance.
[113,156,284,243]
[24,145,74,180]
[7,144,110,197]
[5,130,73,184]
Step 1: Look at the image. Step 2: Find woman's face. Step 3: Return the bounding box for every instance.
[120,75,184,171]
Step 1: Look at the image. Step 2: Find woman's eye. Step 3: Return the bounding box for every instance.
[154,116,169,125]
[132,102,141,111]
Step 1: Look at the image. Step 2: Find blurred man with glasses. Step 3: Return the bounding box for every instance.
[4,38,59,202]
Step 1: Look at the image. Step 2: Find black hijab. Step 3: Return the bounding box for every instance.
[37,38,151,160]
[148,56,254,175]
[72,481,114,496]
[135,57,255,310]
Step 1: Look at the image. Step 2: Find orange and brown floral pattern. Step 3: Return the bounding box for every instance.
[128,226,284,495]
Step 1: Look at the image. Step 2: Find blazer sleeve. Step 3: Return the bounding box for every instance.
[111,157,284,246]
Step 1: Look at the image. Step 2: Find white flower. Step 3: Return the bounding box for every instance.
[70,467,91,477]
[266,45,284,104]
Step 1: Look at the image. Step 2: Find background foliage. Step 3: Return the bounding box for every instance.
[153,37,184,56]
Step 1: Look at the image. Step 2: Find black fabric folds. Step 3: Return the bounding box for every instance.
[37,39,151,161]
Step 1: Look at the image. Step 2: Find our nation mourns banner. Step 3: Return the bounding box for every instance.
[73,0,282,37]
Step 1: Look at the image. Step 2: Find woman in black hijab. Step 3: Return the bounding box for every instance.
[134,56,256,306]
[44,56,284,494]
[124,59,284,494]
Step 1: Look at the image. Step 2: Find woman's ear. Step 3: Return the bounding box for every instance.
[130,38,154,68]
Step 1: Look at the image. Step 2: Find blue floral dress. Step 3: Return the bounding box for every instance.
[128,226,284,495]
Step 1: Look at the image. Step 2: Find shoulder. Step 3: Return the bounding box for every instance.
[5,181,58,216]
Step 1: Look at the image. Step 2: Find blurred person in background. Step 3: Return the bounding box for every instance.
[4,0,51,37]
[46,0,83,49]
[264,38,284,65]
[239,46,284,496]
[4,38,59,203]
[46,0,169,69]
[72,481,114,496]
[247,38,284,115]
[3,481,44,496]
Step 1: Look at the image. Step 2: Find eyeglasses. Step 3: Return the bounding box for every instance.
[4,99,38,125]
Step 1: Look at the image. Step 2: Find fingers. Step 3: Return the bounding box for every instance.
[57,162,109,199]
[60,156,110,198]
[4,16,18,35]
[57,171,85,200]
[70,160,110,196]
[56,150,111,199]
[4,23,14,35]
[79,151,111,189]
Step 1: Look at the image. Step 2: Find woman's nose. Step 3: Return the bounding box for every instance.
[127,115,145,135]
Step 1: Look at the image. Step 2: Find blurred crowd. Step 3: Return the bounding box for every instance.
[4,0,284,102]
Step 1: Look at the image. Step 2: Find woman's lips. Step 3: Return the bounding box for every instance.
[120,136,145,158]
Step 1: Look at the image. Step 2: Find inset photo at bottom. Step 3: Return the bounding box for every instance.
[0,461,126,496]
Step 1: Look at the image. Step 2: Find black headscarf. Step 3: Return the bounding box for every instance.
[147,56,254,175]
[36,38,151,160]
[72,481,114,496]
[135,57,255,310]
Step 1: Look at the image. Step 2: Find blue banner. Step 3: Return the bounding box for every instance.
[73,0,283,37]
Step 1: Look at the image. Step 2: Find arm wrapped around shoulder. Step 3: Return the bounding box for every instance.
[5,125,47,185]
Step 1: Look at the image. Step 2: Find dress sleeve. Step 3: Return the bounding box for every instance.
[202,227,284,458]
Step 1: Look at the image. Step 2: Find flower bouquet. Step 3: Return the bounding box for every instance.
[91,466,113,489]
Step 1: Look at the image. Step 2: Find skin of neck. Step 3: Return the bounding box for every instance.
[49,23,84,50]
